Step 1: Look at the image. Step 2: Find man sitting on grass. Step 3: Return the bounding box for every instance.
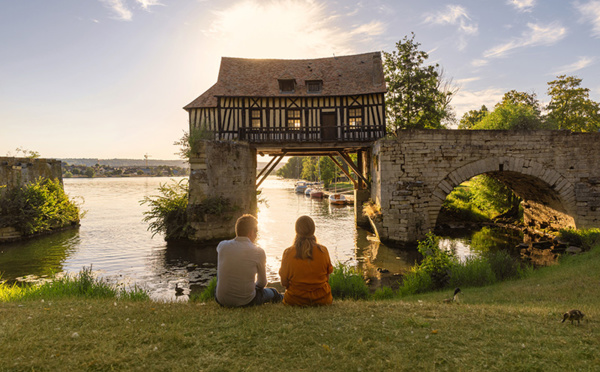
[215,214,283,307]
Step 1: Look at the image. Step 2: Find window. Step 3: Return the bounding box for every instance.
[287,109,301,128]
[279,79,295,93]
[251,109,261,128]
[348,108,363,126]
[306,80,322,93]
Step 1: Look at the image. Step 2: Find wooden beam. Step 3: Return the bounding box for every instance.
[256,155,278,180]
[256,153,286,188]
[337,151,369,187]
[328,155,358,189]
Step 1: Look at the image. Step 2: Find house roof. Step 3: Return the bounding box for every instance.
[184,52,386,110]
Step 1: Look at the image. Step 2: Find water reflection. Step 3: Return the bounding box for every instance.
[0,176,550,301]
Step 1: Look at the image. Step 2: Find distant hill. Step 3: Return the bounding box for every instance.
[60,158,189,168]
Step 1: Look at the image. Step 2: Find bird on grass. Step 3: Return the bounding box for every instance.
[562,309,585,325]
[175,283,184,296]
[443,288,461,303]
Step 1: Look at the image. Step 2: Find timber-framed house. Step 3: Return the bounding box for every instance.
[184,52,387,144]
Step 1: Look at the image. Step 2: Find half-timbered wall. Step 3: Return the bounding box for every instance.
[188,93,385,141]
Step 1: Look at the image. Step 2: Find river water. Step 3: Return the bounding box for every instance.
[0,177,525,301]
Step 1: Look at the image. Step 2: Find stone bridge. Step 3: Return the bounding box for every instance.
[372,130,600,243]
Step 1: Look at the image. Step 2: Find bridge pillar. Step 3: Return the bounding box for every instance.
[187,140,257,241]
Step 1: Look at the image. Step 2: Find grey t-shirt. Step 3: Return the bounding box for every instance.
[215,236,267,306]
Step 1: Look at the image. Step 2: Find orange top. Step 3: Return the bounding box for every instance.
[279,244,334,306]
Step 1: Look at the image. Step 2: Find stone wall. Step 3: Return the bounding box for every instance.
[0,157,65,243]
[372,130,600,243]
[0,157,63,192]
[187,140,257,241]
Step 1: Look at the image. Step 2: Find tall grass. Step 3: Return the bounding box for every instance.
[190,276,217,302]
[398,232,530,296]
[329,263,369,300]
[0,266,149,302]
[558,227,600,251]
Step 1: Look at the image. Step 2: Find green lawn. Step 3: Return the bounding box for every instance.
[1,245,599,371]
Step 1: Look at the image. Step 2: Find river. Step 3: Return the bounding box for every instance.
[0,176,527,301]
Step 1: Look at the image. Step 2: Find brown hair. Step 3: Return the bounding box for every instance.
[235,214,258,237]
[293,215,323,260]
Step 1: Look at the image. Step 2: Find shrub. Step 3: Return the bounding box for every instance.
[559,228,600,251]
[329,263,369,300]
[141,179,190,240]
[416,232,456,289]
[485,250,528,281]
[0,178,80,235]
[398,269,434,296]
[371,286,396,300]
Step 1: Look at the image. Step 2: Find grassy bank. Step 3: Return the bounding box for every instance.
[1,243,599,371]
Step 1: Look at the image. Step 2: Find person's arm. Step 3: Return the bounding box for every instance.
[255,249,268,288]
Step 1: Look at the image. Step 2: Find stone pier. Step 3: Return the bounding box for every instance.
[187,140,257,241]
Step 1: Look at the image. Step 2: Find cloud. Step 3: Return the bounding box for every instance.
[552,56,595,75]
[136,0,163,10]
[471,59,489,67]
[204,0,386,59]
[99,0,163,20]
[507,0,536,12]
[423,5,478,50]
[483,22,567,58]
[456,77,481,85]
[451,88,505,119]
[576,1,600,37]
[100,0,132,21]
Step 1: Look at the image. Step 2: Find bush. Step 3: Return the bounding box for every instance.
[141,179,190,240]
[329,263,369,300]
[416,232,455,288]
[559,228,600,251]
[0,178,80,235]
[398,269,434,296]
[371,286,396,300]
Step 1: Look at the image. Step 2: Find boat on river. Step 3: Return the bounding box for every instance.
[294,181,308,193]
[310,189,324,198]
[329,193,346,205]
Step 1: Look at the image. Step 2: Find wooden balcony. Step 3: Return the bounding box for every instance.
[236,125,386,143]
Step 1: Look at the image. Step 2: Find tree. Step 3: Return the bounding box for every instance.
[383,33,456,132]
[497,90,542,116]
[458,105,488,129]
[546,75,600,132]
[472,102,546,130]
[276,157,304,179]
[84,167,95,178]
[318,157,338,188]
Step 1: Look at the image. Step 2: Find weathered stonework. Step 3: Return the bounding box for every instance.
[0,157,63,192]
[187,140,257,241]
[1,157,67,243]
[372,130,600,243]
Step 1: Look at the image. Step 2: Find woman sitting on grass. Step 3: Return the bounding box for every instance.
[279,215,334,306]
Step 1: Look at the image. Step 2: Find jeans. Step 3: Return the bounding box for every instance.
[215,285,283,307]
[251,286,283,306]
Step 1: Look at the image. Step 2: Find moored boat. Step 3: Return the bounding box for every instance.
[294,181,308,193]
[328,193,346,205]
[310,189,324,198]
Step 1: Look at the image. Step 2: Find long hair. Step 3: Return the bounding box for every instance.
[293,215,322,260]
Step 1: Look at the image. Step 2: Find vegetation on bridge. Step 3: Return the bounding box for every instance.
[0,178,81,237]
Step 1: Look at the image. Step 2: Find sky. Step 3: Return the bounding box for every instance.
[1,0,600,160]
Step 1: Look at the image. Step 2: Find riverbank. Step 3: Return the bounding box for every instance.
[2,242,598,370]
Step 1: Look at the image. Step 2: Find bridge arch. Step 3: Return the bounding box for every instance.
[430,156,577,230]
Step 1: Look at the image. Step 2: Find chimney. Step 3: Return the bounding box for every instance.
[372,53,384,86]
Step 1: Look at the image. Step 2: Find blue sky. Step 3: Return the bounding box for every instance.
[1,0,599,159]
